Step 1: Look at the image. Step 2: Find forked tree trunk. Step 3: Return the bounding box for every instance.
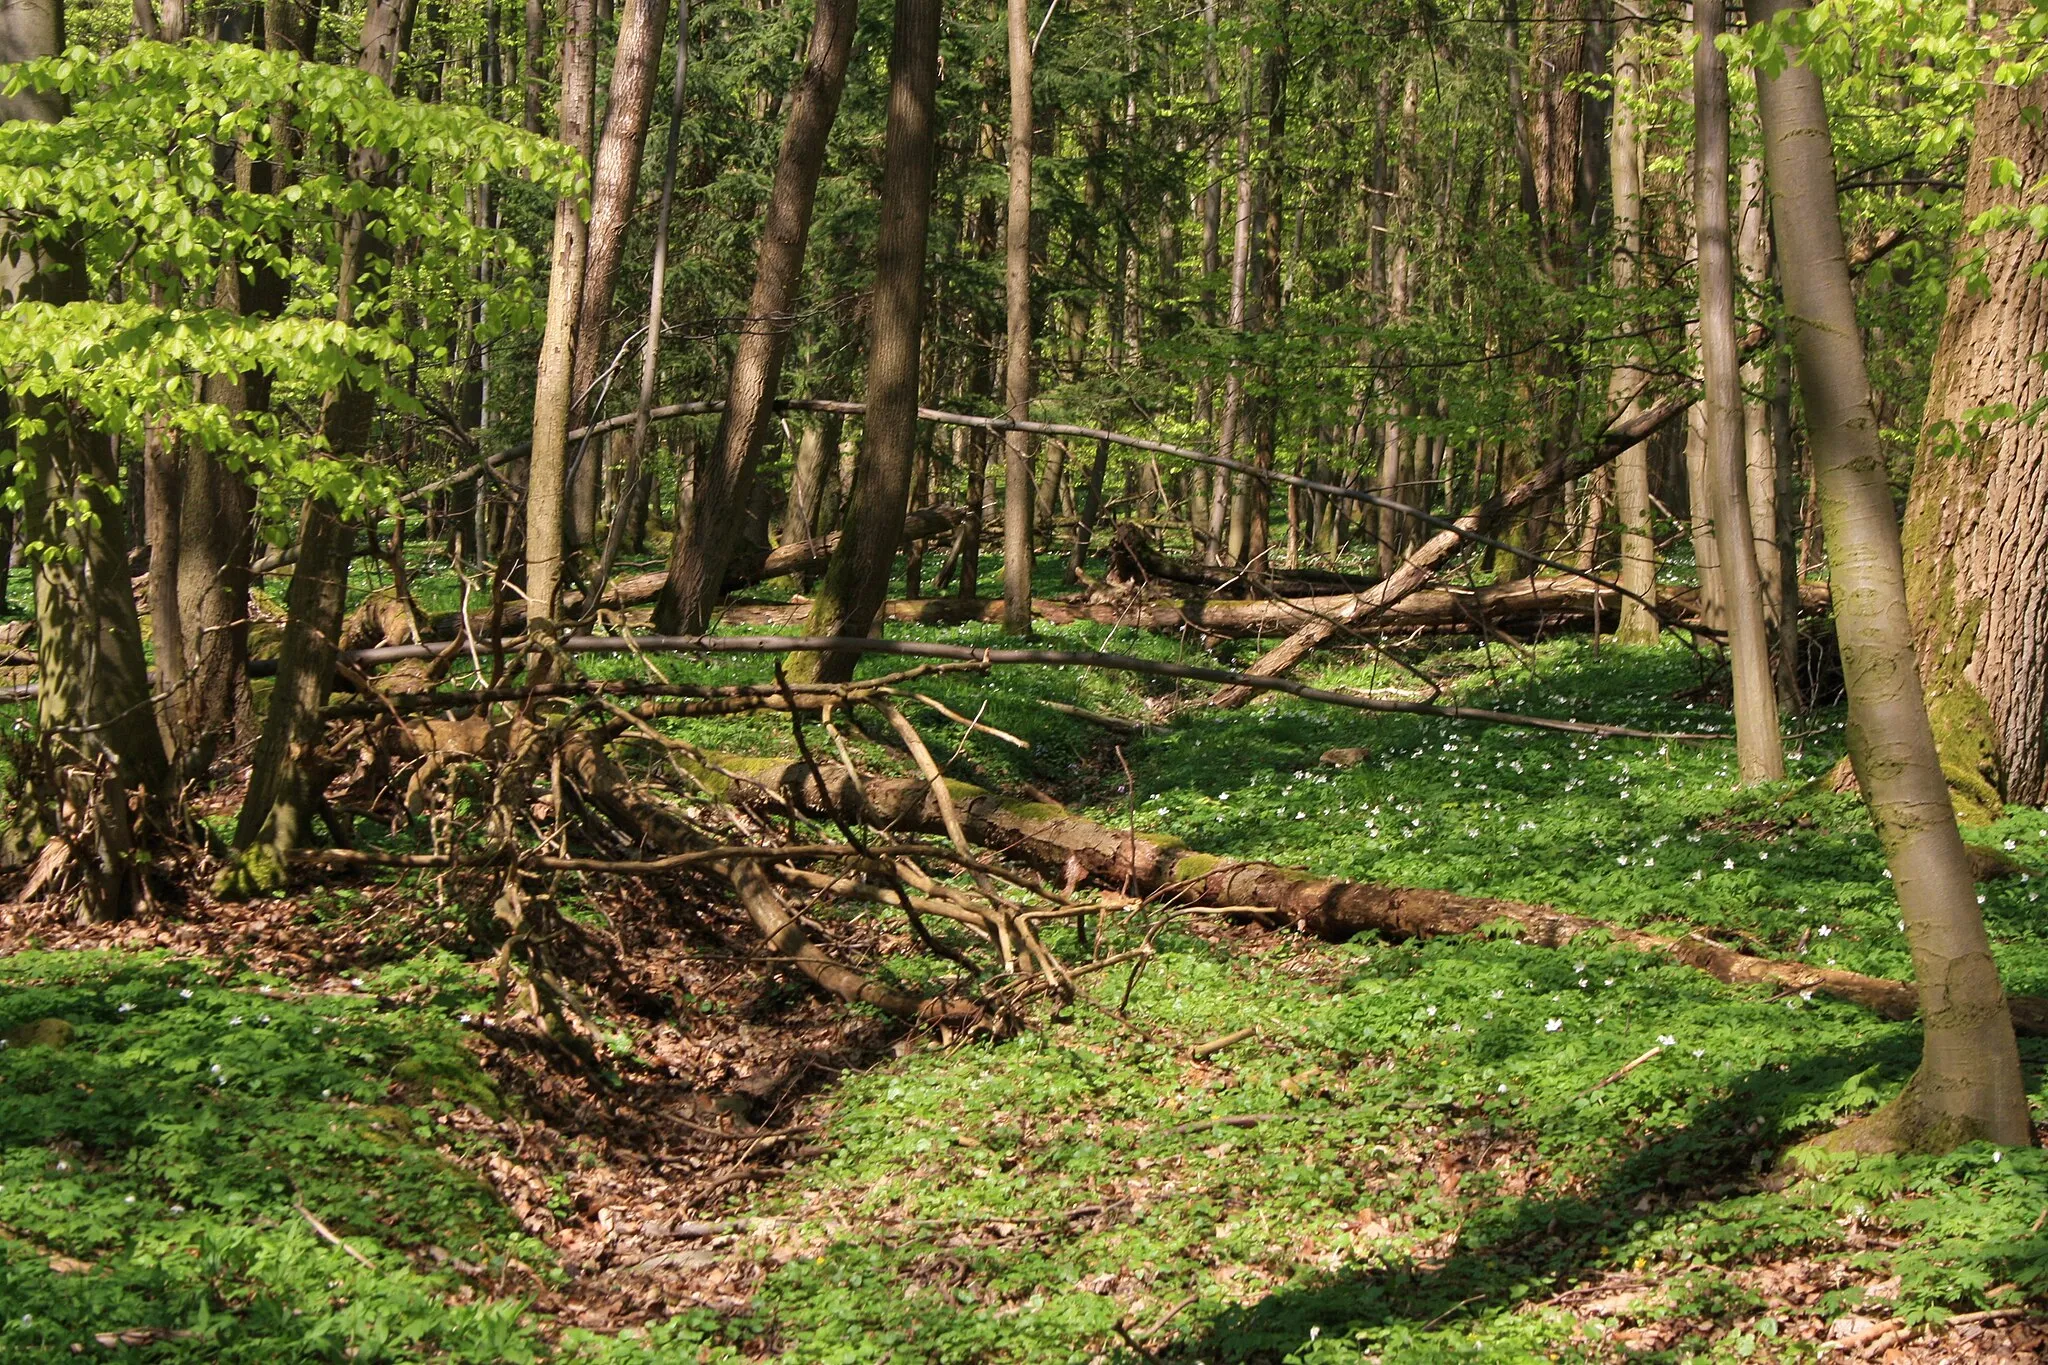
[656,0,856,633]
[1901,11,2048,816]
[1694,0,1781,782]
[1609,0,1657,644]
[1753,0,2030,1152]
[790,0,941,681]
[522,0,598,625]
[998,0,1034,633]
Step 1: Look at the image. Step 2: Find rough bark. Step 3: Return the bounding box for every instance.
[1753,0,2030,1152]
[656,0,855,633]
[791,0,942,681]
[781,414,841,550]
[1902,22,2048,815]
[5,0,166,920]
[1695,0,1782,783]
[999,0,1034,633]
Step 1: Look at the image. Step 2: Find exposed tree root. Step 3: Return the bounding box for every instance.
[694,753,2048,1036]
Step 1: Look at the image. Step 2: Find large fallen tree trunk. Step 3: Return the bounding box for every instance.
[710,577,1827,639]
[696,754,2048,1035]
[339,507,961,648]
[1207,393,1694,705]
[1105,524,1383,598]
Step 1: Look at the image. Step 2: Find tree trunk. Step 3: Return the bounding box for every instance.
[783,414,840,551]
[999,0,1034,634]
[1740,152,1799,708]
[4,0,166,921]
[522,0,598,626]
[1753,0,2029,1152]
[1902,16,2048,815]
[656,0,855,632]
[1610,0,1657,644]
[790,0,941,682]
[1217,68,1255,565]
[1695,0,1782,783]
[1067,438,1110,579]
[228,0,415,879]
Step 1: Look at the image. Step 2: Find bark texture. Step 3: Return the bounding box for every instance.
[657,0,855,632]
[999,0,1034,632]
[792,0,942,681]
[1753,0,2031,1152]
[1695,0,1782,782]
[1902,32,2048,815]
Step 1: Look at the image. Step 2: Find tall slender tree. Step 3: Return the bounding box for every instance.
[1695,0,1781,782]
[1752,0,2029,1151]
[999,0,1034,634]
[790,0,942,681]
[655,0,856,633]
[1610,0,1657,644]
[522,0,597,627]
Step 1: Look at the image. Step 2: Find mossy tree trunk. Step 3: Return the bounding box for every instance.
[1901,11,2048,818]
[1753,0,2031,1153]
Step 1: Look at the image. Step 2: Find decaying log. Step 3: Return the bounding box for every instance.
[1106,524,1382,598]
[710,578,1830,640]
[694,754,2048,1035]
[338,508,962,649]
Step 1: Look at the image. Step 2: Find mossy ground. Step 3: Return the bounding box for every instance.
[5,604,2048,1361]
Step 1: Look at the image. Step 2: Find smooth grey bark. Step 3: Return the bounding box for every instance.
[1752,0,2029,1152]
[1695,0,1782,782]
[522,0,597,627]
[1610,0,1657,644]
[999,0,1034,633]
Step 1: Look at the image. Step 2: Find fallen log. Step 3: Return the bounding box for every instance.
[1206,393,1694,706]
[711,577,1829,639]
[336,507,961,649]
[694,754,2048,1036]
[1105,524,1382,598]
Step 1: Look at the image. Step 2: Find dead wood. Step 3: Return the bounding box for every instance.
[696,753,2048,1036]
[1106,524,1382,598]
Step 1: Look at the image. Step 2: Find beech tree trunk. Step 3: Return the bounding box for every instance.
[1753,0,2030,1152]
[1902,15,2048,815]
[1610,0,1657,644]
[4,0,168,917]
[1695,0,1782,782]
[563,0,671,551]
[522,0,598,626]
[790,0,941,681]
[656,0,855,632]
[1739,153,1799,708]
[229,0,415,877]
[999,0,1034,633]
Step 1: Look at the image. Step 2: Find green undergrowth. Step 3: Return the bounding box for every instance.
[0,950,548,1362]
[6,635,2048,1360]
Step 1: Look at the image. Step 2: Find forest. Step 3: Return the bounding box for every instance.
[2,0,2048,1356]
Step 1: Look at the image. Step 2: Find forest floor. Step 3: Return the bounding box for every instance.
[3,606,2048,1362]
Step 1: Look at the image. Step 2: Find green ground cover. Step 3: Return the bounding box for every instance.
[3,633,2045,1361]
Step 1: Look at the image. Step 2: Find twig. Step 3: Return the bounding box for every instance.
[1189,1026,1258,1059]
[296,1203,379,1270]
[1164,1112,1283,1135]
[1583,1045,1664,1094]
